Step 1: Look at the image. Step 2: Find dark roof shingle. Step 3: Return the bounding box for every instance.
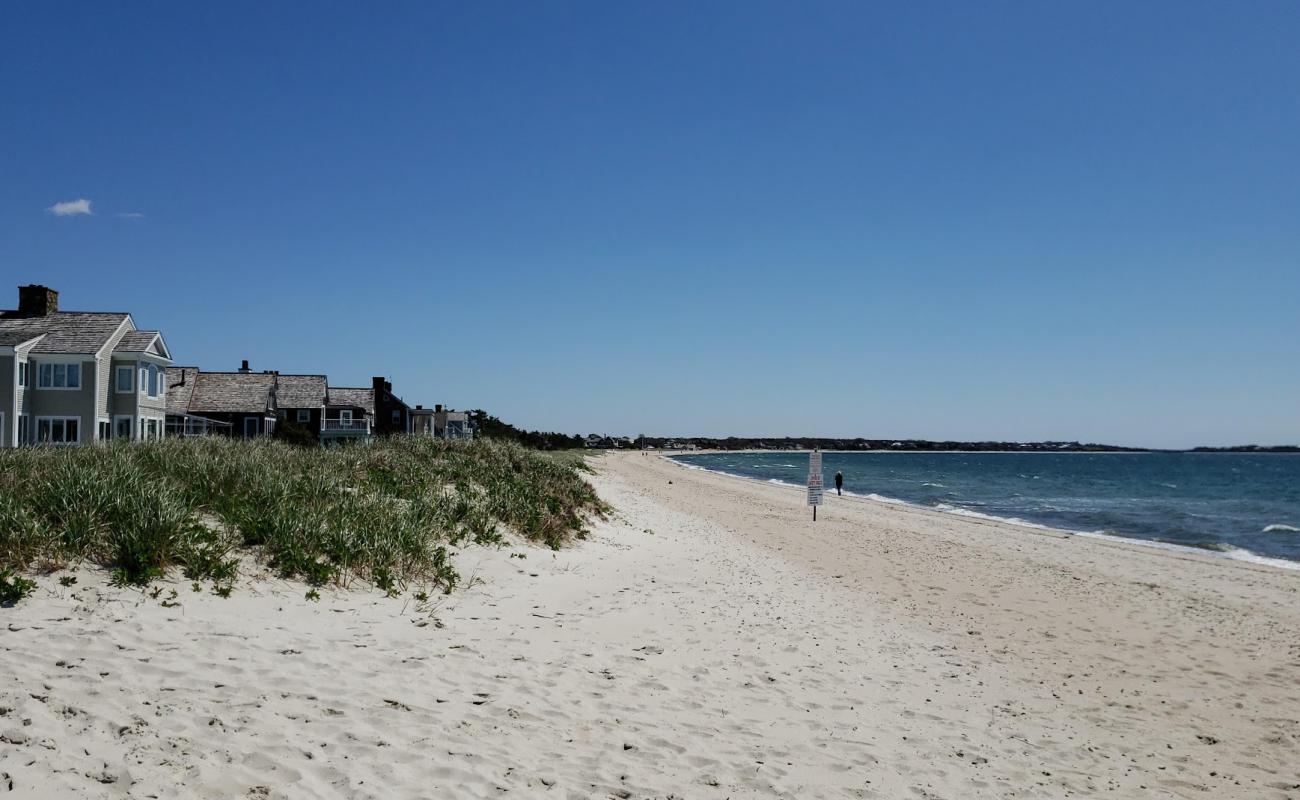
[326,387,374,415]
[187,372,276,414]
[165,367,199,415]
[276,374,327,409]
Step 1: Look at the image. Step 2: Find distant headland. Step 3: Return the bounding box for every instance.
[585,436,1300,453]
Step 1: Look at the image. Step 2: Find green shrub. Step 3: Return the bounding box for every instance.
[0,436,605,596]
[0,567,37,605]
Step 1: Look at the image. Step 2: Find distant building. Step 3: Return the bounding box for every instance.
[2,285,173,446]
[165,363,277,438]
[410,405,435,436]
[321,386,375,442]
[276,372,328,434]
[434,405,472,440]
[372,377,411,436]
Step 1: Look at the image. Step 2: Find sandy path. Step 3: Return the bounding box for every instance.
[1,452,1298,799]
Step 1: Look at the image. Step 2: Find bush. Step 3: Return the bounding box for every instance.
[0,567,36,605]
[0,437,606,596]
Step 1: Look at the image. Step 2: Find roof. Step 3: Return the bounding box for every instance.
[276,374,327,409]
[0,310,130,354]
[165,367,200,415]
[186,371,276,414]
[113,330,162,354]
[326,387,374,415]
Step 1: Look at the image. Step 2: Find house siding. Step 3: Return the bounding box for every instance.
[281,407,322,432]
[98,321,133,421]
[13,357,29,444]
[26,358,97,440]
[109,359,139,418]
[0,355,12,446]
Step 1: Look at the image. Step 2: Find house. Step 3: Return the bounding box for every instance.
[372,377,411,435]
[433,404,472,440]
[274,371,328,433]
[322,386,374,441]
[410,405,435,436]
[165,363,278,438]
[1,285,173,446]
[167,362,375,443]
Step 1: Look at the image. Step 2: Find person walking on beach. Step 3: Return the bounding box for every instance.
[835,471,844,496]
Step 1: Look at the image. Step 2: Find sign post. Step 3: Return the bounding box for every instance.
[807,449,824,520]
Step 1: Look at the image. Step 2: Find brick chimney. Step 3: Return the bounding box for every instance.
[18,285,59,316]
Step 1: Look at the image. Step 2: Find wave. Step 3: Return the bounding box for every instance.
[668,455,1300,572]
[921,482,946,488]
[1263,524,1300,533]
[931,503,1055,531]
[1075,531,1300,571]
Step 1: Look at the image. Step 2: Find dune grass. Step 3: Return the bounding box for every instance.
[0,437,605,599]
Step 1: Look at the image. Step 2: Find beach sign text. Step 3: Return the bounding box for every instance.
[808,450,824,517]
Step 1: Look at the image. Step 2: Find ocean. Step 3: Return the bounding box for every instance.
[669,451,1300,569]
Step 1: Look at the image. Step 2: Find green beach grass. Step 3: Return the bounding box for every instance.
[0,437,606,601]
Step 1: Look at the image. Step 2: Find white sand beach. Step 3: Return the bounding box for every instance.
[3,452,1299,799]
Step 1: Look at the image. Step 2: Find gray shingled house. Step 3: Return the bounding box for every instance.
[322,386,374,442]
[1,285,173,446]
[275,372,328,434]
[165,363,278,438]
[166,364,377,443]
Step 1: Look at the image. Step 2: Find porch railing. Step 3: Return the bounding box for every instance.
[322,418,371,433]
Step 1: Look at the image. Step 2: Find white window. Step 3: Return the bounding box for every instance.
[297,409,310,423]
[17,361,28,388]
[116,365,134,393]
[147,365,159,398]
[98,421,110,441]
[340,410,353,426]
[146,419,158,439]
[38,363,82,390]
[17,415,29,445]
[36,416,80,444]
[244,418,259,438]
[114,416,133,440]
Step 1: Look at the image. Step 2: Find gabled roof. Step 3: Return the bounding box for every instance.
[186,371,277,414]
[0,310,131,354]
[326,387,375,415]
[276,374,327,409]
[113,330,171,359]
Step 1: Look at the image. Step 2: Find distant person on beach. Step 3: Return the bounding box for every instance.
[835,471,843,496]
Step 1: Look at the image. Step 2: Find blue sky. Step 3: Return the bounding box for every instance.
[2,3,1297,448]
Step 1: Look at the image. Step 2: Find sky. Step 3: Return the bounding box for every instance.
[2,2,1297,449]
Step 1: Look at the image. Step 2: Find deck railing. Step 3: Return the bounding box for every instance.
[322,418,371,433]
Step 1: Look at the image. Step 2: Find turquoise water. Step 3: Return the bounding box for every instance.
[670,452,1300,568]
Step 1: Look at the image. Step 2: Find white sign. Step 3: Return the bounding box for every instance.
[807,451,824,506]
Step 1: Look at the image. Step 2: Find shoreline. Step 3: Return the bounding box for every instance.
[656,447,1300,455]
[666,453,1300,573]
[3,451,1298,798]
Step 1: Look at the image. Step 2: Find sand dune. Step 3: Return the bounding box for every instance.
[3,452,1298,798]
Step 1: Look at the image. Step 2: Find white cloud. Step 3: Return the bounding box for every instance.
[47,198,93,217]
[115,212,145,219]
